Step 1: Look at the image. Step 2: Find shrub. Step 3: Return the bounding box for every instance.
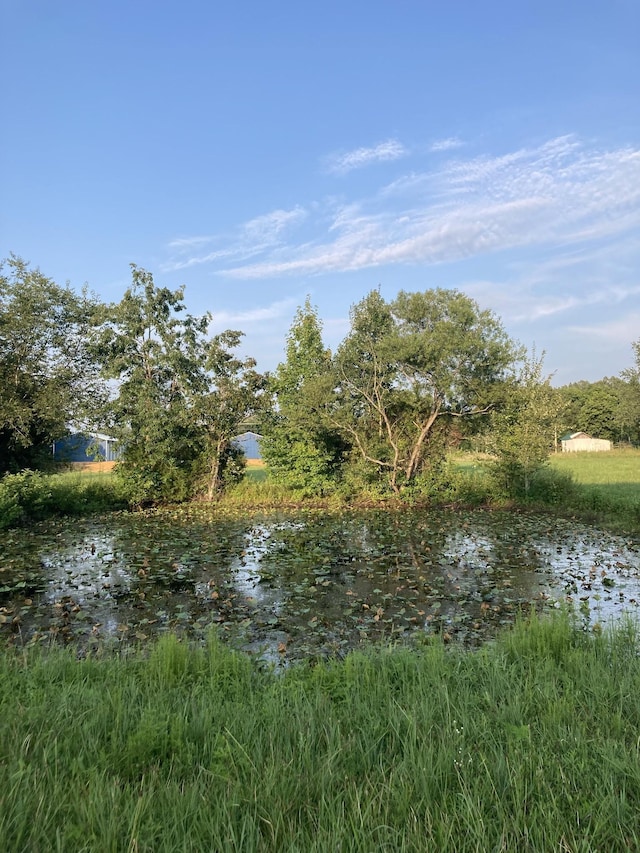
[525,466,577,505]
[0,470,52,527]
[0,469,126,530]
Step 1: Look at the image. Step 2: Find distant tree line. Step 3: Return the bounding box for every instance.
[1,254,639,504]
[555,376,640,446]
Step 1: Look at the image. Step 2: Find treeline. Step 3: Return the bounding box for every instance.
[2,255,640,505]
[556,377,640,446]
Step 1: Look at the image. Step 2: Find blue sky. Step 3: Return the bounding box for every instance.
[1,0,639,384]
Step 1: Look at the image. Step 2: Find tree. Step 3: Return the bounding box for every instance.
[194,330,266,500]
[0,255,106,473]
[621,340,640,444]
[97,265,263,504]
[261,298,347,494]
[491,351,563,497]
[557,378,623,443]
[330,288,517,494]
[556,374,640,446]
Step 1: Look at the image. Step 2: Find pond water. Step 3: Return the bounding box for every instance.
[1,507,639,661]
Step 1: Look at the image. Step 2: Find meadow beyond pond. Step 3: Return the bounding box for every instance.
[2,506,639,660]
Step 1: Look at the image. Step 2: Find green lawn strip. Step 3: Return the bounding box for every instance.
[1,615,640,851]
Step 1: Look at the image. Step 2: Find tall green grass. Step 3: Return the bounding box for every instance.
[0,468,127,529]
[2,615,640,851]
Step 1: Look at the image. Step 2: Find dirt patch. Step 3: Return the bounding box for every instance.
[66,461,117,473]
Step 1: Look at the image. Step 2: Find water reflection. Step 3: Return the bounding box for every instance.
[0,508,638,659]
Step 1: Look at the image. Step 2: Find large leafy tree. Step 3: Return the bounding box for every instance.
[97,265,262,504]
[261,298,347,495]
[556,375,639,445]
[330,288,517,494]
[557,380,603,440]
[0,255,105,473]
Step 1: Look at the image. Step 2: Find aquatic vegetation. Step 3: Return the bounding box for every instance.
[1,507,638,660]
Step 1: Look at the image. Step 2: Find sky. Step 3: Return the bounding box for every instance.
[1,0,639,385]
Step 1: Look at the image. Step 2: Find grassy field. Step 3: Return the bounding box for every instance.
[550,447,640,501]
[1,614,640,851]
[548,448,640,531]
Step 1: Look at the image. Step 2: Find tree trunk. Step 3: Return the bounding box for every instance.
[206,437,226,501]
[404,409,440,483]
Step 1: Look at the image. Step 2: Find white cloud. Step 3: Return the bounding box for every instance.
[209,297,300,331]
[430,137,464,152]
[242,207,307,242]
[466,281,640,326]
[567,313,640,343]
[168,235,215,249]
[216,135,640,279]
[160,135,640,363]
[325,139,408,175]
[162,206,307,272]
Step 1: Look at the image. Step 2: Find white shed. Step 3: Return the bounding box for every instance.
[560,431,611,452]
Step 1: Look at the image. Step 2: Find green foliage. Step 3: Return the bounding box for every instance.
[331,288,518,493]
[192,329,265,500]
[0,470,50,526]
[262,298,347,495]
[0,255,107,473]
[523,465,577,505]
[621,339,640,444]
[557,373,640,446]
[96,265,207,504]
[97,266,264,505]
[0,469,126,529]
[490,351,563,498]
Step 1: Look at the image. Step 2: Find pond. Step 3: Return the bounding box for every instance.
[1,507,639,662]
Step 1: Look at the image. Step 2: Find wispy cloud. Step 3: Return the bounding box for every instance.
[430,137,464,152]
[465,276,640,326]
[567,313,640,343]
[161,135,640,324]
[215,135,640,280]
[168,235,215,250]
[209,297,301,331]
[242,207,307,242]
[162,206,307,272]
[325,139,408,175]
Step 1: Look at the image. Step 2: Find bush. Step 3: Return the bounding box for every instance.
[0,470,52,527]
[488,458,576,506]
[525,466,577,505]
[0,469,126,530]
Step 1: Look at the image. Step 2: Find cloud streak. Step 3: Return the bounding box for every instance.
[163,136,640,298]
[209,297,301,331]
[430,137,464,152]
[568,313,640,343]
[325,139,408,175]
[162,207,307,272]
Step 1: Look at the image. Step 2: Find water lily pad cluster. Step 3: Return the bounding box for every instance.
[0,508,638,661]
